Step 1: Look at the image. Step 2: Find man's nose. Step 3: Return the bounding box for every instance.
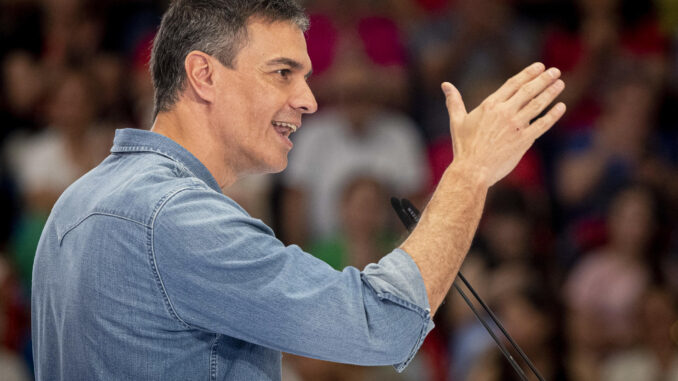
[291,81,318,114]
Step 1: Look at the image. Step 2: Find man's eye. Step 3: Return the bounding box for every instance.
[276,69,291,79]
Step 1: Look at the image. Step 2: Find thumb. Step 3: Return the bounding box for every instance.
[441,82,467,126]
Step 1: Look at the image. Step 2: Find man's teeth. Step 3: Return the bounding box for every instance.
[272,121,297,133]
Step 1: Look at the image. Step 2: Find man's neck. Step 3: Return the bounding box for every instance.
[151,106,238,191]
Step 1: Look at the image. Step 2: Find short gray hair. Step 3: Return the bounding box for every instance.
[150,0,308,118]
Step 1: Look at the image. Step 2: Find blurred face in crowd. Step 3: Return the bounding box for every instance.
[489,261,533,302]
[458,0,509,34]
[340,177,386,237]
[325,35,383,130]
[3,52,43,115]
[90,54,124,109]
[210,19,317,175]
[607,187,655,254]
[42,0,81,17]
[48,71,97,132]
[500,292,552,353]
[483,213,530,261]
[603,82,655,141]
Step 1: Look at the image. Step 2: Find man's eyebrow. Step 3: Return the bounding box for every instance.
[266,57,313,79]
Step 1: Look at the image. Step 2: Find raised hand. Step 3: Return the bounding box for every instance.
[442,62,566,187]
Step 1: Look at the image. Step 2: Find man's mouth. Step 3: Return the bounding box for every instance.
[272,120,299,138]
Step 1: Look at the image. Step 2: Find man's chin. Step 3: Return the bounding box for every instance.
[264,166,286,174]
[262,158,288,174]
[241,152,288,176]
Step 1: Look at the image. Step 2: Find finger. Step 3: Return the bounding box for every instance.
[526,102,566,140]
[515,79,565,123]
[508,67,561,111]
[442,82,467,126]
[487,62,545,103]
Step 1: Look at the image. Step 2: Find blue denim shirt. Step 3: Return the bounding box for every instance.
[32,128,434,380]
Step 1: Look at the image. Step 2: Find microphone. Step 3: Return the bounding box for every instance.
[391,197,546,381]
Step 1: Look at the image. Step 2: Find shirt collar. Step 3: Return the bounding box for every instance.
[111,128,222,193]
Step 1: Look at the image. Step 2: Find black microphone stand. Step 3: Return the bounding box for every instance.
[391,197,546,381]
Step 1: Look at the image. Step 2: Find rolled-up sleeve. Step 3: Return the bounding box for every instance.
[361,249,435,370]
[150,185,434,371]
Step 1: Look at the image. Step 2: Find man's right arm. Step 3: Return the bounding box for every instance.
[401,63,567,314]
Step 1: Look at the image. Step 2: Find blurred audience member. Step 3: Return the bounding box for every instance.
[5,68,113,287]
[7,68,112,213]
[304,0,409,108]
[564,186,659,355]
[475,186,560,294]
[447,185,558,380]
[601,286,678,381]
[467,284,570,381]
[409,0,550,202]
[556,64,676,260]
[476,187,537,267]
[41,0,105,70]
[1,51,44,141]
[564,309,602,381]
[281,99,427,246]
[443,255,494,381]
[308,176,397,270]
[90,53,134,126]
[542,0,667,130]
[409,0,540,141]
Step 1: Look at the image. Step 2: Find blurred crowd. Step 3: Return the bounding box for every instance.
[0,0,677,380]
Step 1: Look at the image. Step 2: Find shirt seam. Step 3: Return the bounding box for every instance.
[359,272,430,319]
[57,212,149,245]
[112,146,198,181]
[147,185,208,329]
[395,313,432,372]
[210,334,219,381]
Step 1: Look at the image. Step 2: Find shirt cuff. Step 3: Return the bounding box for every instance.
[361,248,435,372]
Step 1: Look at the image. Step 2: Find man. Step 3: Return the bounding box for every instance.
[31,0,566,380]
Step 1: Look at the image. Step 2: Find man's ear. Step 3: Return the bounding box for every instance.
[184,50,216,104]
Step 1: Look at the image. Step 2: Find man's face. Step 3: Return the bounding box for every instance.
[211,19,317,175]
